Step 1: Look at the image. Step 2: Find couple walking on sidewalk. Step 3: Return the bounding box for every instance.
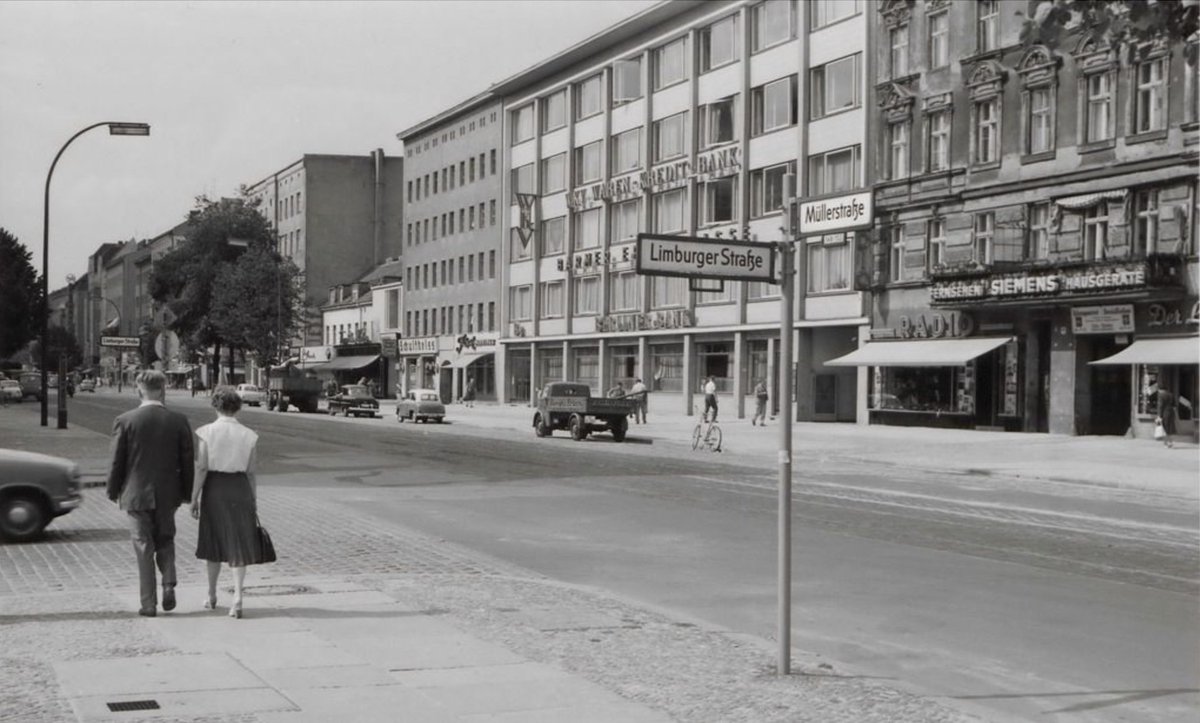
[107,371,274,619]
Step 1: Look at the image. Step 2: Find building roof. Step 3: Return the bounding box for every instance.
[243,153,390,193]
[358,256,405,286]
[395,89,499,142]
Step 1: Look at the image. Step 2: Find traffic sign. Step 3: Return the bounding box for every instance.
[635,233,775,283]
[100,336,140,349]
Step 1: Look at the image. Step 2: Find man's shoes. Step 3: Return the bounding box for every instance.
[138,609,156,617]
[162,587,176,612]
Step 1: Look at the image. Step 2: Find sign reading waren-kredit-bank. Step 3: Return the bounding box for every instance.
[796,191,874,236]
[635,233,776,283]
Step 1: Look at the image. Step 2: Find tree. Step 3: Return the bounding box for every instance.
[31,325,84,370]
[0,227,43,360]
[149,196,277,383]
[1021,0,1199,65]
[208,245,306,369]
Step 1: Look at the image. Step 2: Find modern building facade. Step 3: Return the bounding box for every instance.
[244,152,405,347]
[841,0,1198,437]
[493,0,873,420]
[395,93,505,403]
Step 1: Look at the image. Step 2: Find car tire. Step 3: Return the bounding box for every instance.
[0,495,47,543]
[396,411,404,423]
[611,417,628,443]
[534,414,549,437]
[569,414,586,441]
[409,411,416,422]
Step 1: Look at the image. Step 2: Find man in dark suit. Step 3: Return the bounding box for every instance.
[107,370,194,616]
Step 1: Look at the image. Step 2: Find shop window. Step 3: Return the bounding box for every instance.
[575,75,603,120]
[540,216,565,256]
[654,37,687,89]
[614,57,642,104]
[611,346,639,386]
[752,0,794,52]
[890,25,909,79]
[873,366,962,412]
[750,162,793,217]
[752,76,797,135]
[539,351,563,384]
[612,128,642,174]
[651,276,688,308]
[611,199,641,243]
[650,344,684,392]
[653,112,687,162]
[807,233,850,293]
[700,15,737,72]
[699,96,736,148]
[700,177,737,226]
[697,342,733,392]
[810,54,860,119]
[542,89,567,132]
[541,153,566,194]
[574,276,600,315]
[573,207,602,249]
[573,348,599,390]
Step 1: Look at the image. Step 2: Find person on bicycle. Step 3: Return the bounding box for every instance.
[703,377,718,422]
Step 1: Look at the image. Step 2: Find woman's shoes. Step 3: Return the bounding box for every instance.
[229,598,243,619]
[203,594,218,611]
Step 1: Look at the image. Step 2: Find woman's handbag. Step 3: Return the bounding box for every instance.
[1153,417,1167,440]
[256,519,277,564]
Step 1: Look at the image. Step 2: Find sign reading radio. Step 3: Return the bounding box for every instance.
[567,147,741,210]
[636,233,775,283]
[594,309,694,333]
[931,262,1150,304]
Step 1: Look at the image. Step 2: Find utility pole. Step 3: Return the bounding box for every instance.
[776,173,796,675]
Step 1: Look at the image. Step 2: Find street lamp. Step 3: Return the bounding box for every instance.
[41,121,150,426]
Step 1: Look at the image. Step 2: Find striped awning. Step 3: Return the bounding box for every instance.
[1054,189,1127,210]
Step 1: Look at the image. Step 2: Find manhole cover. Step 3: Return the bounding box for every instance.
[106,700,160,712]
[240,584,316,596]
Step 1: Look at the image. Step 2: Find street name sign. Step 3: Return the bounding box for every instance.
[100,336,140,348]
[635,233,775,283]
[796,191,874,236]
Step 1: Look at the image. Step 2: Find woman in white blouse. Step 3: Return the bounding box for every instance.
[190,387,267,618]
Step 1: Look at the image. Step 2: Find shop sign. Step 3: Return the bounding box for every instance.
[454,333,498,354]
[557,243,637,274]
[594,309,694,333]
[397,337,438,354]
[300,346,332,363]
[898,311,974,339]
[931,262,1149,304]
[566,147,741,210]
[381,336,398,356]
[1071,304,1134,335]
[1147,301,1200,329]
[636,233,775,282]
[796,191,874,236]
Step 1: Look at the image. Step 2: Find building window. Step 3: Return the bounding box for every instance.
[1084,72,1114,143]
[469,206,476,230]
[489,250,496,278]
[539,281,564,318]
[574,276,600,315]
[1029,202,1051,259]
[654,37,687,89]
[650,343,684,392]
[653,112,686,162]
[490,149,497,175]
[542,89,567,132]
[542,153,567,194]
[573,348,599,389]
[650,276,688,308]
[888,226,905,282]
[699,96,736,147]
[573,207,602,249]
[810,0,859,29]
[810,54,859,119]
[611,199,640,243]
[512,104,534,143]
[653,188,687,233]
[973,212,994,264]
[612,128,642,174]
[609,271,640,311]
[540,216,566,256]
[974,98,999,164]
[1133,189,1159,255]
[1084,203,1109,259]
[807,145,860,195]
[1134,57,1166,134]
[927,218,947,269]
[977,0,998,53]
[747,280,779,299]
[510,285,532,321]
[1026,86,1054,154]
[752,0,794,52]
[469,158,476,183]
[928,11,949,68]
[487,302,495,331]
[575,74,603,120]
[888,120,910,180]
[750,162,793,217]
[510,228,532,261]
[927,110,950,172]
[890,25,909,79]
[700,15,737,71]
[752,76,797,135]
[511,163,535,203]
[807,233,850,292]
[614,57,642,104]
[700,177,736,226]
[489,200,497,226]
[575,141,603,185]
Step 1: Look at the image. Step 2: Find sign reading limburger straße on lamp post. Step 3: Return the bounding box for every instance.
[635,233,776,283]
[795,190,874,236]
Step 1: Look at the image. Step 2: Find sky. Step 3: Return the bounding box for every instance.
[0,0,657,287]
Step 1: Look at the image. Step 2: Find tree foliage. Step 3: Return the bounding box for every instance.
[34,325,84,370]
[1021,0,1199,64]
[209,245,306,367]
[0,227,43,360]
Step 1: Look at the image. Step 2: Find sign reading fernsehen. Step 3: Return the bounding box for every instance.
[100,336,141,348]
[796,191,874,236]
[636,233,775,283]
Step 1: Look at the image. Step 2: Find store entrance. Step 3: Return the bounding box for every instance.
[1089,338,1132,435]
[974,352,998,428]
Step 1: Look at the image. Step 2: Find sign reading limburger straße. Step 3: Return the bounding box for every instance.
[635,233,776,283]
[796,191,874,236]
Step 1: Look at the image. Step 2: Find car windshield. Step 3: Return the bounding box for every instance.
[420,393,439,401]
[343,385,370,396]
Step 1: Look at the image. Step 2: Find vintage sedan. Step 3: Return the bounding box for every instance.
[235,383,266,407]
[0,380,22,403]
[327,384,380,418]
[0,449,83,542]
[78,378,96,393]
[396,389,445,424]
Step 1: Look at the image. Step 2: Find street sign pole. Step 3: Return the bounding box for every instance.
[777,174,795,675]
[57,354,68,429]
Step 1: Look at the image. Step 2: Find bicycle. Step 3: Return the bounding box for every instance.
[692,412,722,452]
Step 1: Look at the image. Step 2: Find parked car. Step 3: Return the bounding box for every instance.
[78,378,96,393]
[235,383,266,407]
[532,381,635,442]
[396,389,446,424]
[17,373,43,402]
[0,380,22,403]
[327,384,379,418]
[0,449,83,542]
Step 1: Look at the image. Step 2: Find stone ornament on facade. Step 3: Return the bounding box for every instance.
[965,59,1009,101]
[879,0,912,30]
[877,81,917,123]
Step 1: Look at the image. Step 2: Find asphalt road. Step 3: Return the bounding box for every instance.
[64,393,1200,723]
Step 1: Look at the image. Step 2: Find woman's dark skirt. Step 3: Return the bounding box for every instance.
[195,471,268,566]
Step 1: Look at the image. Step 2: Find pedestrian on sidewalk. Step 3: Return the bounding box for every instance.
[463,376,476,408]
[106,370,195,617]
[191,387,272,619]
[752,379,768,426]
[703,376,718,422]
[629,378,647,424]
[1156,386,1179,448]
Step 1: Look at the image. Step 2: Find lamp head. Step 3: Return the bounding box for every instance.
[107,122,151,137]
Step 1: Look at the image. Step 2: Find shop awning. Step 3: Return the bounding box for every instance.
[1089,337,1199,366]
[826,337,1013,367]
[1054,189,1127,210]
[440,352,494,369]
[307,354,380,372]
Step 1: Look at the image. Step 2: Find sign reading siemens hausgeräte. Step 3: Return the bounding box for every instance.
[635,233,775,283]
[796,191,874,236]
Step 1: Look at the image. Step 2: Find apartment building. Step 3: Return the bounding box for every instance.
[494,0,873,420]
[395,93,505,402]
[842,0,1198,437]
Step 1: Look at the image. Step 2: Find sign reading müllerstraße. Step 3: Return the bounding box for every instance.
[796,191,874,236]
[636,233,775,283]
